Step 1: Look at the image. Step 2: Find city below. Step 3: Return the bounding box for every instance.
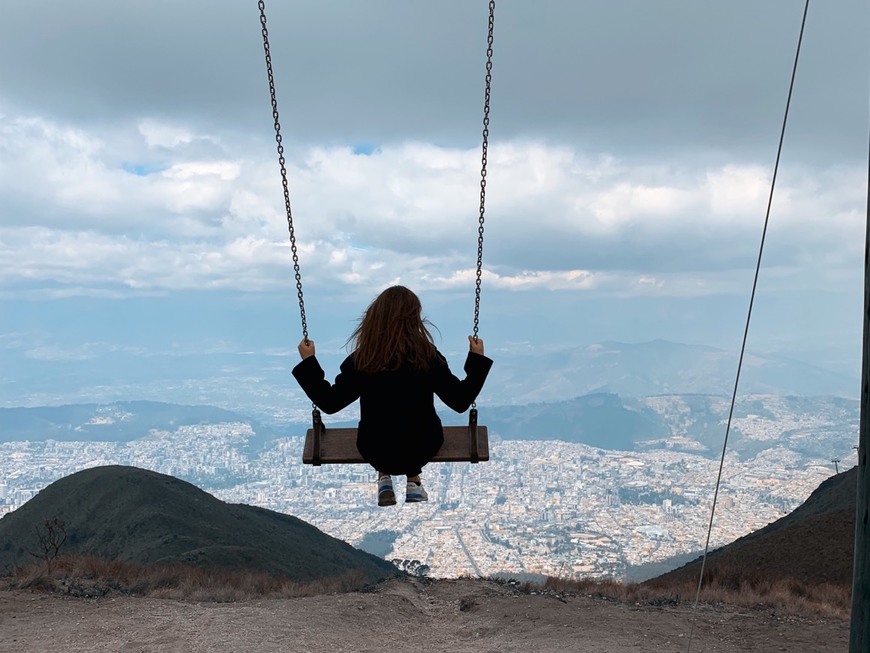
[0,394,855,581]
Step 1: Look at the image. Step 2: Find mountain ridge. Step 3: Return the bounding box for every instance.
[0,400,275,449]
[0,465,395,584]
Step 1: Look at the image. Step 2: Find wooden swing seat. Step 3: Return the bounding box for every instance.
[303,409,489,465]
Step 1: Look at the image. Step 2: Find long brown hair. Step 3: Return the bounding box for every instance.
[349,286,437,373]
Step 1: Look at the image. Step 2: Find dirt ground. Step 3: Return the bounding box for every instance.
[0,577,849,653]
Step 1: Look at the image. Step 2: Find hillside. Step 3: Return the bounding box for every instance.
[481,392,857,460]
[0,465,395,584]
[484,392,669,448]
[647,465,858,588]
[0,401,275,449]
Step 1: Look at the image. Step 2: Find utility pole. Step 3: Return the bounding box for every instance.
[833,459,841,474]
[849,130,870,652]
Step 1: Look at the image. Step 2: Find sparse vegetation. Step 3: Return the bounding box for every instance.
[30,517,67,573]
[391,558,430,577]
[495,569,851,619]
[3,553,851,620]
[3,554,374,602]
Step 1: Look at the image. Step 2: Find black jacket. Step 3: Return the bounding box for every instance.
[292,351,493,474]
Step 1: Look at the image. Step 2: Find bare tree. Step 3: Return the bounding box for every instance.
[30,517,67,573]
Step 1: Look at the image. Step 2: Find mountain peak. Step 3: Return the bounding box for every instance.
[0,465,395,584]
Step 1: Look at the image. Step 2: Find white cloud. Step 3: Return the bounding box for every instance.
[138,119,204,150]
[706,165,772,218]
[0,111,864,301]
[427,268,599,292]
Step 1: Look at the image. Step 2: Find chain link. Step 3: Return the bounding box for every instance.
[473,0,495,342]
[258,0,308,341]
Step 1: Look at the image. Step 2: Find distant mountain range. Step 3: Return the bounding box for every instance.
[0,465,395,584]
[1,339,858,414]
[481,392,858,460]
[487,339,859,401]
[0,401,274,449]
[1,392,858,462]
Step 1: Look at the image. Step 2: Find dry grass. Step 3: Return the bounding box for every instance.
[3,555,373,602]
[529,567,851,619]
[4,555,851,618]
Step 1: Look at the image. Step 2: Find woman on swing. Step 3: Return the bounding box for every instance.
[293,285,493,506]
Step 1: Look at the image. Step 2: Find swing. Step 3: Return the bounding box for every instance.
[258,1,496,466]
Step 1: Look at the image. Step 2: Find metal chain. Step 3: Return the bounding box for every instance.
[258,0,308,341]
[473,0,495,342]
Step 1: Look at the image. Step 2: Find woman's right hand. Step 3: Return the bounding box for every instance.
[468,335,485,355]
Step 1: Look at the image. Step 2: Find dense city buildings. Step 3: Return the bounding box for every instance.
[0,394,852,579]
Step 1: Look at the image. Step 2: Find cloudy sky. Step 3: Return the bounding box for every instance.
[1,0,868,405]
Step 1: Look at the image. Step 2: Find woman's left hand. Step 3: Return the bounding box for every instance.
[298,338,316,359]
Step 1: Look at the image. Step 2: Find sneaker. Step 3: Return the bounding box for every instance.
[377,475,396,507]
[405,481,428,503]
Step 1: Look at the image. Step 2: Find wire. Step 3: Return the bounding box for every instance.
[686,2,811,651]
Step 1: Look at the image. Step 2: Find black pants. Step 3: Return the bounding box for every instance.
[357,430,441,478]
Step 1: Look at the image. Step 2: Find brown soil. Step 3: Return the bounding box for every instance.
[0,577,848,653]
